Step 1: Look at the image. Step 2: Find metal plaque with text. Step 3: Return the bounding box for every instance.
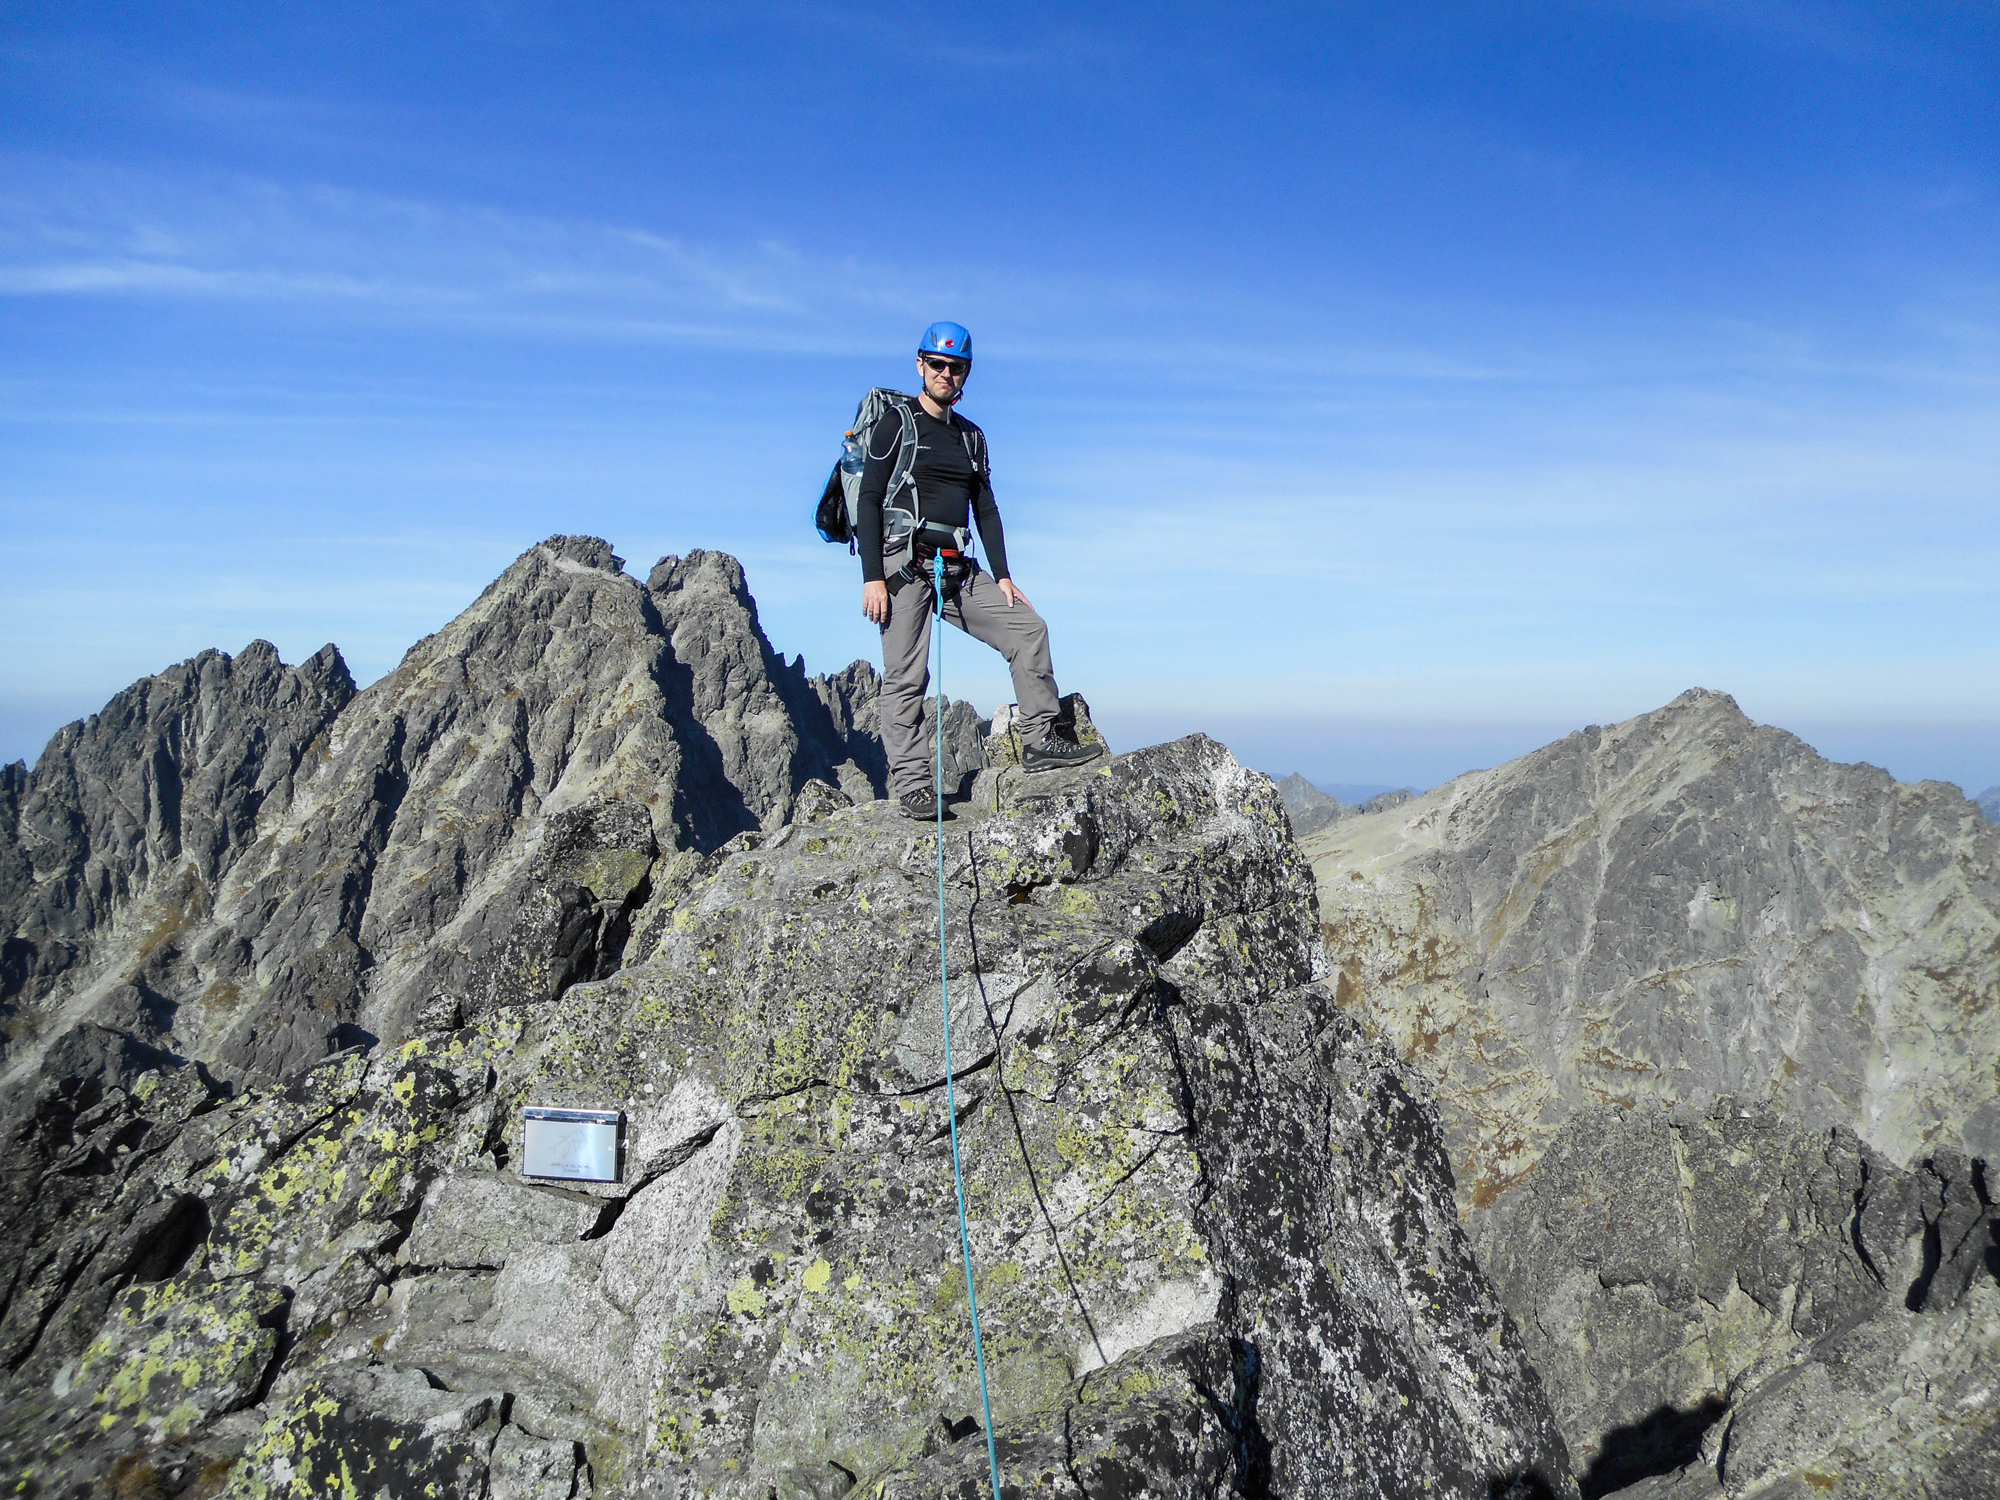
[521,1107,622,1183]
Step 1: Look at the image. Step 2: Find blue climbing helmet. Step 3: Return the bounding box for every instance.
[918,321,972,361]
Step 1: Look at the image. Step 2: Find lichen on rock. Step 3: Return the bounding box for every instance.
[2,730,1575,1498]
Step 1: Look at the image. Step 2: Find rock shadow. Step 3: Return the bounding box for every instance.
[1578,1395,1726,1499]
[327,1022,378,1055]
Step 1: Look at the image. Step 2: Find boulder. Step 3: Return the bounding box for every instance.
[405,1175,606,1270]
[983,690,1107,771]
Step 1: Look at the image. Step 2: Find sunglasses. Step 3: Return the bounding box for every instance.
[920,355,971,377]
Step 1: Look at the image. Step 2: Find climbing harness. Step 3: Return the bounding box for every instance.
[900,524,974,598]
[931,550,1004,1500]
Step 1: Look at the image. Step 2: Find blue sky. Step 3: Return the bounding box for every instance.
[3,2,1997,794]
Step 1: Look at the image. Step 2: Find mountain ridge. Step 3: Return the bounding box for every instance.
[0,544,1580,1496]
[1272,774,1416,838]
[1,545,1992,1498]
[1306,686,2000,1494]
[1306,686,2000,1197]
[0,537,987,1095]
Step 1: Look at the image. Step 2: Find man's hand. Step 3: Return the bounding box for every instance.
[998,578,1032,610]
[863,580,890,625]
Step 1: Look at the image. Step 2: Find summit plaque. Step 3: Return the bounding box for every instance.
[521,1107,622,1183]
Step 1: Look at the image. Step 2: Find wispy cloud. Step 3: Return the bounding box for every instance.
[8,152,1994,406]
[0,159,940,344]
[0,259,386,297]
[3,148,1996,775]
[0,157,1552,395]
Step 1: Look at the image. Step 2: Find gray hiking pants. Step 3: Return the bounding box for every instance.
[880,566,1060,800]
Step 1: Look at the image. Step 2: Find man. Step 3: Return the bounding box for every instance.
[858,321,1102,820]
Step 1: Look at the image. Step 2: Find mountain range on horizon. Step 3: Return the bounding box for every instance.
[5,536,1993,1153]
[7,646,1990,842]
[0,536,1993,1499]
[1276,771,2000,833]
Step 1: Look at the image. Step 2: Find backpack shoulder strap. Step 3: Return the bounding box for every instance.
[960,422,989,482]
[883,393,920,506]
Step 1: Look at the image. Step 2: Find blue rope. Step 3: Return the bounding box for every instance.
[932,552,1004,1500]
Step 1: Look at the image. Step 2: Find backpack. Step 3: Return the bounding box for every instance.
[815,389,989,571]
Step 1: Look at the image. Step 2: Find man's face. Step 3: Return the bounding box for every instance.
[918,353,971,405]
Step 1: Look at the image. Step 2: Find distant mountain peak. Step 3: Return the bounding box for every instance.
[0,539,985,1092]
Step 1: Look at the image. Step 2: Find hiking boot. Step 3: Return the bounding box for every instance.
[899,787,953,821]
[1021,727,1105,774]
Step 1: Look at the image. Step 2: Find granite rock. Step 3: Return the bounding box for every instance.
[1306,689,2000,1497]
[489,1421,593,1500]
[0,733,1574,1498]
[983,691,1106,773]
[404,1174,606,1271]
[1480,1098,1998,1495]
[0,538,974,1096]
[1306,688,2000,1209]
[233,1364,509,1500]
[0,1052,220,1386]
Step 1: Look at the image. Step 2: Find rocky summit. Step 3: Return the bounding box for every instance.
[0,537,985,1092]
[2,545,1992,1500]
[1308,688,2000,1497]
[0,538,1576,1498]
[1305,689,2000,1206]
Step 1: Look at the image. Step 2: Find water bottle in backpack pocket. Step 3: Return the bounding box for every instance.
[814,388,923,551]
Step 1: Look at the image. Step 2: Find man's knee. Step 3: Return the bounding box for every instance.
[996,606,1047,653]
[1015,615,1050,660]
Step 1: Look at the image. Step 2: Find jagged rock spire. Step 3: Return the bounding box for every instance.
[0,537,982,1091]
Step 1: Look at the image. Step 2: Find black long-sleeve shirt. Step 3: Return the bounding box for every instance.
[854,400,1010,583]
